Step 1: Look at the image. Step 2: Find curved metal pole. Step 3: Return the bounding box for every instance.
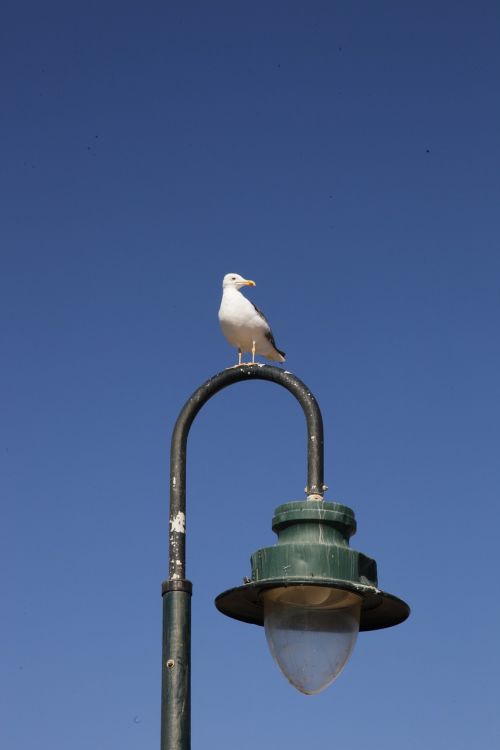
[169,364,325,580]
[161,365,326,750]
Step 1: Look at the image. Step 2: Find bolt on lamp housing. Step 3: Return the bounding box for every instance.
[216,500,410,694]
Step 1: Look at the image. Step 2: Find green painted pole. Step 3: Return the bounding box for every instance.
[161,582,192,750]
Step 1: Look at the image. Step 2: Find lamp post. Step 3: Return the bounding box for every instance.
[161,365,409,750]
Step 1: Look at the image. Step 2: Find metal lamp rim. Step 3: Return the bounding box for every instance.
[215,577,410,632]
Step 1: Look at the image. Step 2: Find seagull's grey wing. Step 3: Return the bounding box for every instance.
[253,303,286,358]
[252,302,271,330]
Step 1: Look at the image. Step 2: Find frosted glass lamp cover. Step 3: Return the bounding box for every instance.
[263,586,362,694]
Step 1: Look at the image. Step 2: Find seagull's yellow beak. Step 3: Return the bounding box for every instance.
[244,279,256,286]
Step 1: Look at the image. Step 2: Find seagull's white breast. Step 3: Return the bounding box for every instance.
[218,287,268,351]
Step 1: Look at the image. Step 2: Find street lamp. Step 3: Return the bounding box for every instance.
[161,365,409,749]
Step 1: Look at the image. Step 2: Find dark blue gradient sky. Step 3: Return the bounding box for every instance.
[2,2,499,748]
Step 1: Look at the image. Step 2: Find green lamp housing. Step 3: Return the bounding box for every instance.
[216,500,409,694]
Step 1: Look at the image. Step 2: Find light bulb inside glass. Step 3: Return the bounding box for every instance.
[263,586,361,695]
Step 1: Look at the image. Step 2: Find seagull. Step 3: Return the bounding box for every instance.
[218,273,286,366]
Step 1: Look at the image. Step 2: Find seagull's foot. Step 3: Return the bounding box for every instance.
[225,361,252,369]
[225,361,264,369]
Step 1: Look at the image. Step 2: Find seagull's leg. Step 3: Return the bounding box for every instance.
[251,340,256,364]
[238,348,242,366]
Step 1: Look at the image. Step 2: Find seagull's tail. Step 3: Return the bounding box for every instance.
[268,347,286,363]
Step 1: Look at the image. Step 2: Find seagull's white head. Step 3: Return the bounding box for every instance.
[222,273,256,290]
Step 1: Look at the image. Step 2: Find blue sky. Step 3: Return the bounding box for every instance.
[1,2,499,748]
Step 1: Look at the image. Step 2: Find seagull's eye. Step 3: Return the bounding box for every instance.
[231,276,236,280]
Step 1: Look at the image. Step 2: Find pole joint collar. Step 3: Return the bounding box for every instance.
[161,579,193,596]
